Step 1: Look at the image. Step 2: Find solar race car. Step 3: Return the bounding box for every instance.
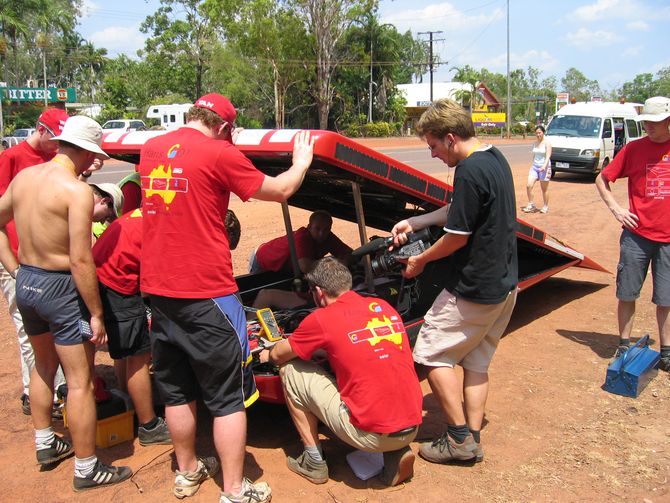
[101,129,607,403]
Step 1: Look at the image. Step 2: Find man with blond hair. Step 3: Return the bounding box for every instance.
[0,115,132,491]
[391,98,518,465]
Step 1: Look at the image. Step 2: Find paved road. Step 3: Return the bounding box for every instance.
[90,140,534,186]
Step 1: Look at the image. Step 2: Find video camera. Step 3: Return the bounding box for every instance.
[352,226,443,276]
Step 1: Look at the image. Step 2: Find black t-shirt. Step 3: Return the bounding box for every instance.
[442,145,518,304]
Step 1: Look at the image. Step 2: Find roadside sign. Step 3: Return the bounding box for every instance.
[0,87,76,103]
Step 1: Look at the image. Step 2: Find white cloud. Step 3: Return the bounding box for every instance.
[565,28,619,48]
[80,0,99,18]
[381,2,503,35]
[622,45,642,57]
[626,20,649,31]
[474,50,560,75]
[89,26,145,57]
[573,0,639,21]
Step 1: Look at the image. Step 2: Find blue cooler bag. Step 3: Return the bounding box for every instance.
[603,335,660,398]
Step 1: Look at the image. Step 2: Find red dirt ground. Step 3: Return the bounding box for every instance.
[1,136,668,502]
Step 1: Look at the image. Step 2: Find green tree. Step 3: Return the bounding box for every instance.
[561,67,601,102]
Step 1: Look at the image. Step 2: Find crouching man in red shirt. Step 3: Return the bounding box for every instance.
[262,257,423,486]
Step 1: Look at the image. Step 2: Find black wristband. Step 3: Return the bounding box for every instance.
[81,171,92,178]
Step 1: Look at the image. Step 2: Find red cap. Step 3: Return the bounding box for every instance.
[193,93,237,124]
[38,108,70,136]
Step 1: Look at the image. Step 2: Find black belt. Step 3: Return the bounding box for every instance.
[386,426,418,438]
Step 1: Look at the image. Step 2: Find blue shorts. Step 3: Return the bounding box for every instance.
[16,264,92,345]
[149,293,259,416]
[616,229,670,306]
[528,164,551,182]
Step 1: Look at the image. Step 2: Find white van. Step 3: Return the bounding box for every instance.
[546,102,642,177]
[146,103,193,130]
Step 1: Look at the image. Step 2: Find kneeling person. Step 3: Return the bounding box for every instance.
[264,257,423,486]
[92,208,171,446]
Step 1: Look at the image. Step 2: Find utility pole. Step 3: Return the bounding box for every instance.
[418,31,443,102]
[506,0,511,138]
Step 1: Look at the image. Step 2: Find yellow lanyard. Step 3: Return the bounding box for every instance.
[52,155,77,176]
[465,141,482,158]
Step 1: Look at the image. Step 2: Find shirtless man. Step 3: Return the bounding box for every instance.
[0,116,132,492]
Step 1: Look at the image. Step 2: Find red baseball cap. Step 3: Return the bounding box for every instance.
[38,108,70,136]
[193,93,237,124]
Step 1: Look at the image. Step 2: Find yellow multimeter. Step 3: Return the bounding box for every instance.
[256,308,283,342]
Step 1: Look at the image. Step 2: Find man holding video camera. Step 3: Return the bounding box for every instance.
[263,257,423,487]
[391,98,518,465]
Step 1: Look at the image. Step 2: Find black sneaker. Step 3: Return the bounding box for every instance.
[51,402,64,421]
[138,417,172,446]
[36,435,74,466]
[21,394,31,415]
[659,356,670,372]
[73,461,132,492]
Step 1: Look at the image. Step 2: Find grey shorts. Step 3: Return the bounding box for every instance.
[616,229,670,306]
[413,288,517,373]
[16,264,92,345]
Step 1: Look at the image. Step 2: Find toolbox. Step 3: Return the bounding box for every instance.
[64,389,135,448]
[603,335,660,398]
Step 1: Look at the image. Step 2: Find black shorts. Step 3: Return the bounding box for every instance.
[16,265,91,345]
[149,293,258,416]
[99,283,151,359]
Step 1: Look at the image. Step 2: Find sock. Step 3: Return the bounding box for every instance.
[470,429,481,443]
[141,417,160,430]
[305,444,324,462]
[35,426,55,450]
[74,455,98,478]
[447,424,470,443]
[661,346,670,358]
[618,338,630,347]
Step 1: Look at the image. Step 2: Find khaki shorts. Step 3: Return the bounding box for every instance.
[413,288,517,373]
[280,359,417,452]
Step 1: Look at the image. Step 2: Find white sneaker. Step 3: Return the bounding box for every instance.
[521,203,536,213]
[173,456,220,499]
[220,478,272,503]
[540,206,549,214]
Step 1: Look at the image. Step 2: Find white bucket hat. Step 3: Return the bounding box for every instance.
[91,183,124,218]
[637,96,670,122]
[51,115,110,159]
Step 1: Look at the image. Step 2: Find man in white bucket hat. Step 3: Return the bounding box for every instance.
[596,96,670,371]
[0,115,133,491]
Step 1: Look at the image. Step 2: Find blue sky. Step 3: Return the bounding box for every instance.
[77,0,670,93]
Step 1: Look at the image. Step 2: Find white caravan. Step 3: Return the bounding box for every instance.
[146,103,192,130]
[547,102,641,177]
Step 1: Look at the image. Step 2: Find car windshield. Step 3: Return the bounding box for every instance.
[546,115,601,138]
[103,121,126,130]
[15,130,29,137]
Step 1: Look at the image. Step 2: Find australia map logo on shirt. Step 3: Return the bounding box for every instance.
[347,302,405,348]
[646,163,670,198]
[141,144,189,206]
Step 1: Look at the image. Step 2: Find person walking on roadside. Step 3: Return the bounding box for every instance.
[391,98,518,465]
[0,115,132,491]
[0,108,70,416]
[138,93,314,502]
[595,96,670,370]
[522,125,552,214]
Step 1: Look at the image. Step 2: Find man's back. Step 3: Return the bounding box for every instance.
[11,162,91,270]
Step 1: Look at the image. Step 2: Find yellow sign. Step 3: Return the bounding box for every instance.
[471,112,506,126]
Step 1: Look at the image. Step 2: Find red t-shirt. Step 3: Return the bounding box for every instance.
[93,209,143,295]
[138,127,264,297]
[288,290,423,433]
[256,226,351,272]
[0,141,55,256]
[602,136,670,242]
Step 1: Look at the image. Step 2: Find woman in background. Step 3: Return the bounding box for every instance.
[522,125,552,214]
